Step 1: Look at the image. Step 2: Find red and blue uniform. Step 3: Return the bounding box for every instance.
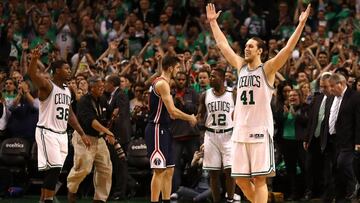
[145,77,174,168]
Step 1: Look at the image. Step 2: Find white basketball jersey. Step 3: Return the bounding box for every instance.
[37,81,72,132]
[232,64,275,142]
[205,87,234,130]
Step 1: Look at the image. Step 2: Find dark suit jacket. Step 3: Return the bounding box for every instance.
[305,93,326,147]
[107,87,132,145]
[322,88,360,152]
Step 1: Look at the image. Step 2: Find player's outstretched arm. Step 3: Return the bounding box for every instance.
[206,3,244,69]
[265,4,311,76]
[156,80,197,126]
[28,48,52,99]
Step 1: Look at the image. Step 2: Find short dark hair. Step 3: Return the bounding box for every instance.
[162,56,180,72]
[335,68,349,79]
[212,67,226,79]
[198,68,210,77]
[51,60,67,74]
[106,74,120,87]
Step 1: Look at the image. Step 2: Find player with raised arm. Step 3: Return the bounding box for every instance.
[28,48,90,203]
[206,3,311,203]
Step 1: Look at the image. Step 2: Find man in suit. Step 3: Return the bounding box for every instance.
[104,75,132,200]
[322,73,360,202]
[303,72,332,200]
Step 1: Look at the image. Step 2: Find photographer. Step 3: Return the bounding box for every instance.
[67,76,115,203]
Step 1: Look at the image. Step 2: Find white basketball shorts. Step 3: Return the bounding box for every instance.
[231,133,275,177]
[35,126,68,171]
[203,130,233,170]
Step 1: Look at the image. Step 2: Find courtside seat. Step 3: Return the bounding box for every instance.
[0,137,31,187]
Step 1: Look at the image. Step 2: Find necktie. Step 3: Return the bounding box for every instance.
[314,97,326,138]
[329,97,341,135]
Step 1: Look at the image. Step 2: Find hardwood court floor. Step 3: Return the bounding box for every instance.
[0,195,324,203]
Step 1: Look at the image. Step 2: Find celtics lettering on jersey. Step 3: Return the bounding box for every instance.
[232,64,275,142]
[37,82,72,132]
[205,88,234,129]
[54,93,71,121]
[238,75,261,105]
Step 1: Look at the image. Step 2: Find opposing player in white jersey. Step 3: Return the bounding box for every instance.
[29,48,90,203]
[197,68,235,203]
[206,3,311,203]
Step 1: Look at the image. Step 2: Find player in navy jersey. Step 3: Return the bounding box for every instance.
[145,56,197,203]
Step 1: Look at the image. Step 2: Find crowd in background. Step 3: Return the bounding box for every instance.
[1,0,360,201]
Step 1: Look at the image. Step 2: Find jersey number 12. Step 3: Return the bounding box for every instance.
[211,114,226,126]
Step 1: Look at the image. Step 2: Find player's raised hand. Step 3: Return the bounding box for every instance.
[189,114,197,127]
[299,4,311,24]
[206,3,221,22]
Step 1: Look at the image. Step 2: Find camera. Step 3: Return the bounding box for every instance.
[100,132,126,160]
[113,139,126,160]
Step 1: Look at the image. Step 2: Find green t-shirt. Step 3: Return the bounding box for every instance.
[283,112,296,140]
[192,83,210,94]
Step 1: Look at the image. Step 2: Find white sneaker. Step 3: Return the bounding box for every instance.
[170,193,178,200]
[225,193,241,202]
[233,193,241,201]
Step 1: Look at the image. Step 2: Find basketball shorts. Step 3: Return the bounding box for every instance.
[145,123,174,169]
[203,130,232,170]
[35,126,68,171]
[231,133,275,177]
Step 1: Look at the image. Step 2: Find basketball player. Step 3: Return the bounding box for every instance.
[197,68,236,202]
[29,48,90,203]
[145,55,197,203]
[206,3,311,203]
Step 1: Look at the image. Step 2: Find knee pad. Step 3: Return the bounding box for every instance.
[43,168,61,190]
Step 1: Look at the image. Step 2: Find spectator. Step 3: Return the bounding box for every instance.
[170,71,199,196]
[55,8,77,59]
[276,89,309,200]
[171,145,212,202]
[192,68,210,94]
[130,82,146,113]
[6,80,38,142]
